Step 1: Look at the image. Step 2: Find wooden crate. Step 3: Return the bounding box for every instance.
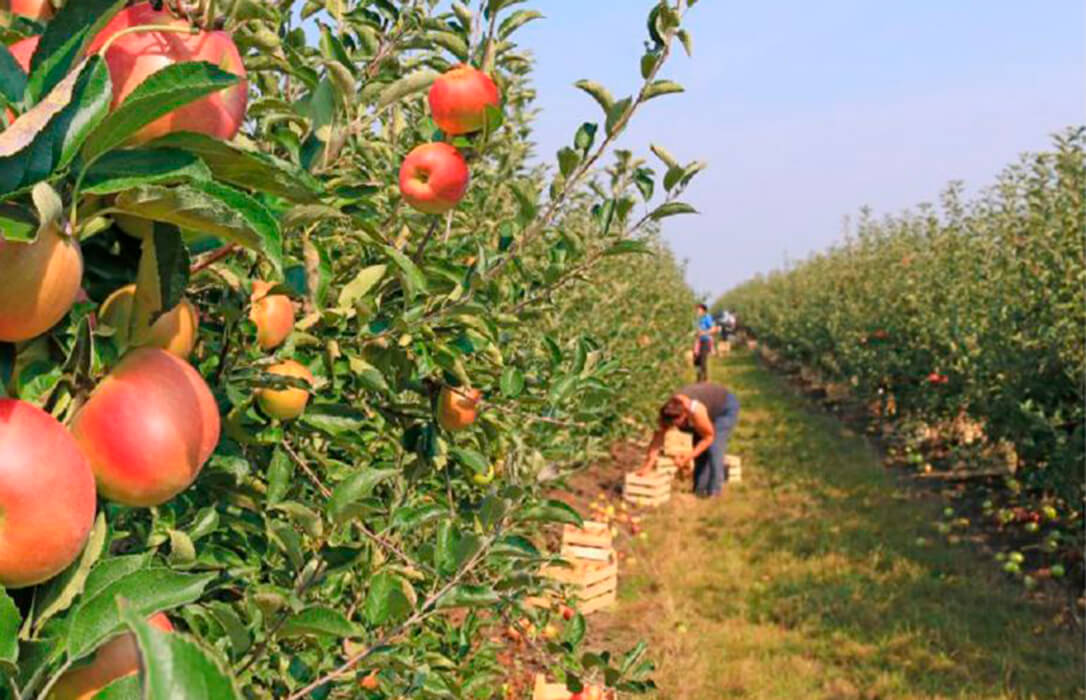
[725,454,742,483]
[663,429,692,457]
[624,471,670,506]
[655,455,678,478]
[716,341,731,356]
[533,674,615,700]
[560,521,612,562]
[540,558,617,614]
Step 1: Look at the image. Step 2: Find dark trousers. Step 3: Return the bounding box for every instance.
[693,392,741,496]
[695,338,711,382]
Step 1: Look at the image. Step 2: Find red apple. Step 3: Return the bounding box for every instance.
[398,142,469,214]
[428,65,500,135]
[99,284,199,359]
[0,399,96,588]
[0,220,83,342]
[359,670,379,690]
[436,386,481,431]
[48,613,173,699]
[7,35,37,71]
[6,0,53,21]
[257,360,313,421]
[249,280,294,350]
[85,2,247,144]
[71,347,221,507]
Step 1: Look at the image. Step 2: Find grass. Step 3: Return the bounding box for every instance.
[595,351,1083,699]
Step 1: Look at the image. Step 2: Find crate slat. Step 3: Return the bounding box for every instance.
[725,454,742,483]
[624,470,671,506]
[625,493,669,507]
[625,488,667,500]
[581,571,618,599]
[562,521,612,549]
[578,588,617,614]
[625,472,670,487]
[663,429,693,457]
[560,543,613,562]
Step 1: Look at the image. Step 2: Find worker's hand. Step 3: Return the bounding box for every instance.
[674,451,692,468]
[635,461,654,476]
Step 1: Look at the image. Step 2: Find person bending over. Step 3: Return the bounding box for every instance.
[638,381,740,497]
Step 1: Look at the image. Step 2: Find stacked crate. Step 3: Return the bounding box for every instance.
[540,521,617,615]
[623,470,671,506]
[725,454,742,483]
[655,455,678,478]
[663,429,692,458]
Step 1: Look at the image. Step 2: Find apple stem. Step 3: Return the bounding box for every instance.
[189,242,239,273]
[94,23,201,58]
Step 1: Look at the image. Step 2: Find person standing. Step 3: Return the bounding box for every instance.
[720,309,737,343]
[638,382,741,497]
[692,303,716,381]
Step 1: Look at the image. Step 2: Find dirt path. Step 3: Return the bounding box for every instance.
[590,351,1082,699]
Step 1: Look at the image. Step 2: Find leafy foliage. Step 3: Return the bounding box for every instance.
[719,129,1085,589]
[0,0,702,697]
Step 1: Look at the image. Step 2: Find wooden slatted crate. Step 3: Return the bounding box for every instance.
[725,454,742,483]
[624,471,670,506]
[533,674,614,700]
[539,558,617,614]
[560,521,612,562]
[536,520,618,615]
[655,455,678,478]
[663,429,692,457]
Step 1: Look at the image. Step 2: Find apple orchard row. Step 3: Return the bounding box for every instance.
[1,1,495,692]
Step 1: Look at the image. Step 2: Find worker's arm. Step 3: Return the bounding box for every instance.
[637,424,667,474]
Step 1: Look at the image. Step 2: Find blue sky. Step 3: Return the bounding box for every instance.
[514,1,1084,297]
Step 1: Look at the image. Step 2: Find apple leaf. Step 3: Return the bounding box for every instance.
[118,600,239,700]
[574,79,615,115]
[0,42,27,106]
[278,606,361,638]
[26,0,125,100]
[643,79,684,101]
[82,61,239,163]
[80,148,212,194]
[67,568,216,661]
[0,57,111,196]
[147,132,321,203]
[113,181,282,275]
[0,588,20,671]
[375,70,438,111]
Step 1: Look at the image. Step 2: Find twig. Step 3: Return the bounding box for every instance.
[481,399,589,429]
[285,537,495,699]
[281,439,331,498]
[292,444,436,576]
[190,242,240,274]
[482,18,679,282]
[412,218,440,262]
